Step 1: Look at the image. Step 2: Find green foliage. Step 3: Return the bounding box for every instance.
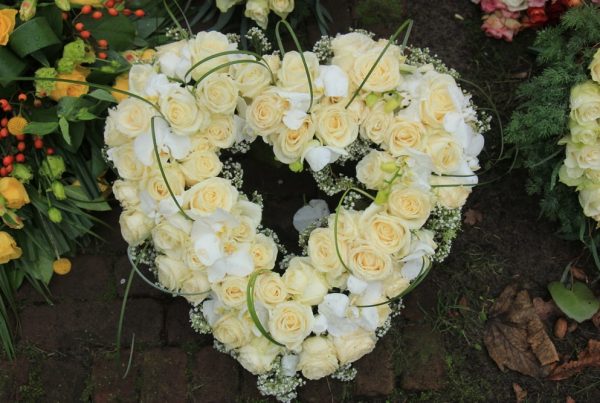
[506,4,600,239]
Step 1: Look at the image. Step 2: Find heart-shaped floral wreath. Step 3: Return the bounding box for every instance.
[105,22,487,401]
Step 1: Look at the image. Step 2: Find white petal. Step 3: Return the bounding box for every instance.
[359,306,379,331]
[202,298,222,326]
[133,133,155,166]
[164,130,192,160]
[312,314,328,335]
[283,108,307,131]
[347,275,368,295]
[304,146,347,172]
[224,245,254,277]
[281,355,299,377]
[319,293,349,318]
[401,258,425,281]
[292,199,330,232]
[158,196,184,218]
[319,65,349,98]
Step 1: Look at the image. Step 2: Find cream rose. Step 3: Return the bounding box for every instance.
[307,227,345,278]
[183,177,239,216]
[387,186,432,229]
[160,86,209,136]
[269,0,294,18]
[426,135,462,174]
[579,185,600,219]
[360,207,410,255]
[419,73,460,128]
[384,270,410,299]
[348,242,394,281]
[327,208,360,248]
[233,59,273,98]
[355,149,395,189]
[297,336,339,380]
[181,272,211,305]
[282,257,329,305]
[103,115,129,147]
[574,143,600,170]
[180,150,223,186]
[268,301,314,349]
[155,255,191,291]
[277,51,320,93]
[119,209,154,246]
[251,233,278,270]
[350,47,401,93]
[112,180,140,209]
[331,32,375,72]
[570,118,600,145]
[202,115,237,149]
[189,31,236,80]
[570,81,600,126]
[127,64,156,97]
[360,101,392,144]
[213,313,253,350]
[237,336,282,375]
[215,276,248,308]
[332,329,376,365]
[272,117,315,163]
[152,220,190,259]
[255,272,288,306]
[385,117,427,155]
[216,0,243,12]
[245,0,270,30]
[590,49,600,84]
[141,165,186,201]
[111,98,156,139]
[232,216,257,243]
[246,91,287,136]
[196,73,239,115]
[314,104,359,148]
[430,175,472,209]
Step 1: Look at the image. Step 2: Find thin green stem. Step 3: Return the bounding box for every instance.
[246,270,285,347]
[116,264,135,358]
[184,50,275,84]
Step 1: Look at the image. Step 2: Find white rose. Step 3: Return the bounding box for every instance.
[160,86,209,136]
[385,117,427,155]
[250,233,278,270]
[419,73,461,128]
[232,216,257,243]
[104,115,129,147]
[196,73,239,115]
[360,101,392,145]
[277,51,320,93]
[119,209,153,246]
[580,185,600,219]
[128,64,156,96]
[155,255,191,290]
[426,135,462,174]
[503,0,528,12]
[384,270,410,299]
[314,104,359,148]
[112,98,156,139]
[327,208,360,248]
[155,40,192,82]
[141,165,186,201]
[237,336,282,374]
[268,301,314,349]
[570,118,600,145]
[151,220,189,259]
[332,329,376,365]
[183,177,239,216]
[331,32,375,72]
[574,143,600,170]
[112,179,140,209]
[216,0,243,12]
[189,31,236,81]
[308,227,345,279]
[430,175,472,209]
[348,242,394,281]
[202,115,237,149]
[180,150,223,186]
[297,336,339,380]
[355,149,395,189]
[272,116,315,164]
[282,257,329,305]
[246,91,287,136]
[181,272,210,305]
[571,81,600,126]
[245,0,270,29]
[350,47,401,93]
[590,49,600,84]
[213,313,253,350]
[387,185,432,229]
[215,276,248,308]
[233,59,273,98]
[359,205,410,255]
[269,0,294,18]
[255,272,288,306]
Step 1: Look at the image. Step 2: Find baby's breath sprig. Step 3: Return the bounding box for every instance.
[190,306,211,334]
[245,27,273,55]
[406,47,459,79]
[312,35,333,63]
[226,33,241,45]
[311,167,357,196]
[221,158,244,190]
[331,364,357,382]
[297,216,328,253]
[424,205,462,262]
[256,358,305,403]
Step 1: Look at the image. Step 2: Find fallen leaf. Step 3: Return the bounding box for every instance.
[592,310,600,329]
[548,340,600,380]
[484,284,559,378]
[533,297,561,321]
[463,209,483,226]
[566,396,575,403]
[512,383,527,402]
[548,281,600,323]
[570,267,587,282]
[554,318,567,339]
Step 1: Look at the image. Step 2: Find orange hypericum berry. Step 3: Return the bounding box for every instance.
[98,52,107,60]
[17,142,25,152]
[46,147,55,155]
[34,139,44,149]
[105,0,115,7]
[92,10,103,19]
[82,5,93,14]
[108,8,118,16]
[80,30,91,39]
[15,154,25,163]
[122,8,131,16]
[0,129,8,138]
[17,94,27,102]
[97,39,108,48]
[75,22,84,31]
[134,9,145,17]
[0,118,7,127]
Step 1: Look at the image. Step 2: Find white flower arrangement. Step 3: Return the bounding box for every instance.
[559,49,600,222]
[105,23,486,401]
[217,0,295,29]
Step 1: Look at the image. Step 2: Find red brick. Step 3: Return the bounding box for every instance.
[38,357,88,402]
[165,299,212,346]
[299,377,346,403]
[354,336,395,396]
[93,208,129,256]
[0,357,29,402]
[49,255,114,301]
[189,346,240,402]
[91,350,138,403]
[140,348,187,403]
[114,255,164,299]
[399,324,447,390]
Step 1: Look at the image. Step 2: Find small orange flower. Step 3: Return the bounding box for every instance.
[7,116,27,136]
[53,258,72,275]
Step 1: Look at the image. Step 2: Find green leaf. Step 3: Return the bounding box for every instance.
[9,17,61,58]
[87,89,117,103]
[64,186,110,211]
[23,121,59,135]
[82,14,136,51]
[0,47,27,87]
[548,281,600,323]
[59,117,71,145]
[75,108,97,121]
[26,254,54,285]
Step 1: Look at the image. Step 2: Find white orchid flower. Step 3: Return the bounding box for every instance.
[302,141,348,172]
[207,243,254,282]
[274,90,311,130]
[133,117,192,166]
[292,199,330,232]
[316,65,349,98]
[190,209,239,268]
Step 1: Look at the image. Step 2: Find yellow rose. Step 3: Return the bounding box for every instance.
[359,206,410,255]
[297,336,339,380]
[590,49,600,84]
[232,57,273,98]
[202,115,237,149]
[0,9,17,46]
[196,73,239,115]
[314,104,359,148]
[348,242,393,281]
[49,67,90,101]
[237,336,282,375]
[269,0,294,18]
[142,165,186,201]
[307,227,345,279]
[107,143,145,181]
[360,101,392,144]
[570,81,600,126]
[110,97,156,139]
[426,135,462,174]
[215,275,248,308]
[189,31,236,81]
[277,51,320,93]
[246,91,287,136]
[419,73,460,128]
[0,177,30,209]
[282,257,329,305]
[183,177,239,216]
[387,186,432,229]
[213,313,252,350]
[385,117,427,155]
[119,209,154,246]
[181,272,210,305]
[350,47,401,93]
[268,301,314,350]
[180,150,223,186]
[160,87,209,136]
[0,231,22,264]
[112,73,129,103]
[355,149,395,189]
[151,220,190,259]
[155,255,191,290]
[250,233,278,270]
[272,116,315,164]
[245,0,270,30]
[254,272,288,306]
[332,329,376,365]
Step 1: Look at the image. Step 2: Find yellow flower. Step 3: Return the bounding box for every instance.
[53,258,71,275]
[69,0,103,6]
[0,9,17,46]
[49,66,90,102]
[111,73,129,103]
[140,49,156,63]
[7,116,27,136]
[0,177,30,209]
[0,231,22,264]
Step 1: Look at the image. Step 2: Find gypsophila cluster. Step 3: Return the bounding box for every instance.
[220,159,244,190]
[190,307,211,334]
[331,364,358,382]
[259,226,288,257]
[311,168,356,196]
[245,27,272,54]
[128,242,157,267]
[257,359,305,403]
[165,26,184,41]
[348,27,376,38]
[229,138,252,154]
[312,35,333,63]
[297,215,328,253]
[226,33,241,45]
[406,47,459,79]
[425,205,462,262]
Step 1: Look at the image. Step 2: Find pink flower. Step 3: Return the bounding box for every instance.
[480,0,507,12]
[481,11,522,42]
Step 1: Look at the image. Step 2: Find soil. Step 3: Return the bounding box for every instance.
[2,1,600,402]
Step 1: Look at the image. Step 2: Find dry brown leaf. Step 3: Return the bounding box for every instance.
[592,310,600,329]
[548,340,600,380]
[554,318,567,339]
[463,209,483,226]
[570,266,588,282]
[512,383,527,402]
[533,297,561,321]
[566,396,575,403]
[484,284,559,378]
